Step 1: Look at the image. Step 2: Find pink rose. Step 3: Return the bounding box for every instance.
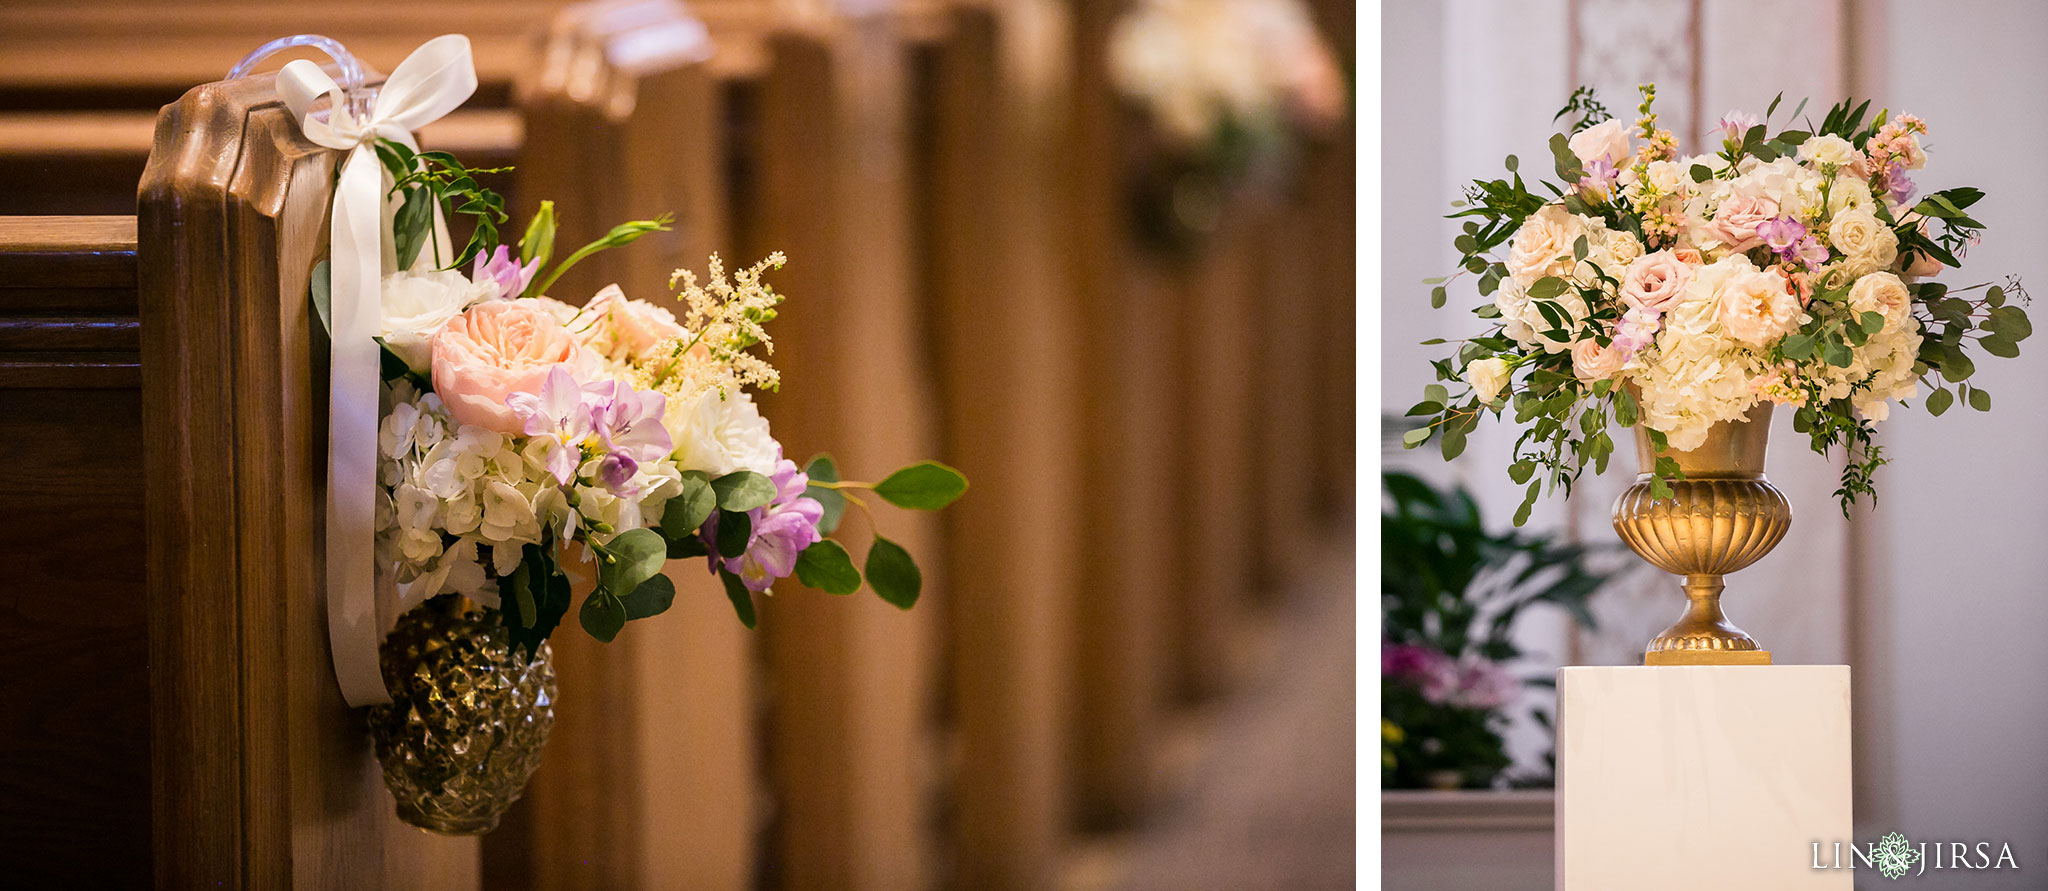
[580,284,688,362]
[1620,250,1696,313]
[1571,338,1626,382]
[431,299,589,433]
[1702,193,1779,251]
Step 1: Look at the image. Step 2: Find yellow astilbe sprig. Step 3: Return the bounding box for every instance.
[629,251,789,402]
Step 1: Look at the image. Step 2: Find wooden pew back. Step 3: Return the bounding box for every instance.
[0,215,147,887]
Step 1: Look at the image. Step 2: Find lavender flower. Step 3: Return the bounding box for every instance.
[1756,216,1830,269]
[472,244,541,299]
[506,367,671,493]
[1885,162,1917,204]
[701,455,825,592]
[506,366,592,485]
[1384,643,1520,710]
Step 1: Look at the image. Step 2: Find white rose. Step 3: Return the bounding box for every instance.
[1644,159,1686,194]
[1827,174,1875,217]
[380,269,492,374]
[1465,357,1511,404]
[666,389,781,476]
[1567,118,1632,168]
[1798,134,1860,169]
[1828,208,1899,272]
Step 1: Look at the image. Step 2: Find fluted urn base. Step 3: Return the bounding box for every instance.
[1613,401,1789,665]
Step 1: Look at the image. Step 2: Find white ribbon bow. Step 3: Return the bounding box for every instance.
[279,35,477,707]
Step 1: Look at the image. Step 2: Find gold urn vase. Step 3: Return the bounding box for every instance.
[1611,402,1789,665]
[366,597,556,835]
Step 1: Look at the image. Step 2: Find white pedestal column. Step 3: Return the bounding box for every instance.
[1556,665,1853,890]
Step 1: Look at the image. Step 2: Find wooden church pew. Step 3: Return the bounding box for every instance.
[485,3,761,889]
[1059,0,1179,830]
[914,0,1081,885]
[742,9,948,888]
[138,70,481,891]
[0,214,148,887]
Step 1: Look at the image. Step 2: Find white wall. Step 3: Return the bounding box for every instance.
[1852,2,2048,884]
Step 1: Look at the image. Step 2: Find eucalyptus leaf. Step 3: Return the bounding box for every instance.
[873,461,969,511]
[865,535,922,609]
[621,573,677,620]
[794,540,861,595]
[578,590,627,643]
[715,509,753,560]
[661,471,717,541]
[600,527,668,595]
[719,570,758,628]
[711,470,777,512]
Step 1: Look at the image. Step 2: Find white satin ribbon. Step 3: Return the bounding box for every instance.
[278,35,477,707]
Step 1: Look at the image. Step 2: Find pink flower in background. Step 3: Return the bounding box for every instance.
[1384,643,1521,710]
[432,299,589,434]
[471,245,540,299]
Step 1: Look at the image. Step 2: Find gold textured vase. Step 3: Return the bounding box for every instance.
[365,597,556,835]
[1611,402,1788,665]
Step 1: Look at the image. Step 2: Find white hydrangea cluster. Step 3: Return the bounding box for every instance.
[373,379,686,614]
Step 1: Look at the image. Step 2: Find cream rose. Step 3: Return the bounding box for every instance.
[1465,357,1511,404]
[1505,204,1592,288]
[1701,193,1779,252]
[578,284,689,364]
[1827,208,1899,272]
[1620,250,1696,314]
[1849,271,1913,328]
[1798,134,1861,169]
[1570,339,1626,382]
[380,269,493,374]
[1715,264,1802,347]
[430,299,589,434]
[1568,118,1632,168]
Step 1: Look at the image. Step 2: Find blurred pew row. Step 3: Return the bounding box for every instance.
[0,0,1354,888]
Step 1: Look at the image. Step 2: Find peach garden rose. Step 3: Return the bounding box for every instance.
[430,299,590,434]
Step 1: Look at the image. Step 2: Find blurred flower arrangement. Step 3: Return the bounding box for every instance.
[1403,86,2032,522]
[1107,0,1346,252]
[1380,472,1612,790]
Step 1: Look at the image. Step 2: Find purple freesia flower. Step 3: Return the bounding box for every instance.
[473,245,541,299]
[701,454,825,592]
[1757,215,1805,252]
[506,367,670,493]
[506,365,592,485]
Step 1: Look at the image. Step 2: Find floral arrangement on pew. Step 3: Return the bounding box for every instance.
[1404,86,2032,523]
[317,141,965,835]
[1106,0,1346,250]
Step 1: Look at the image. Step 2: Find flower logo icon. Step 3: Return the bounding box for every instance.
[1873,832,1922,880]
